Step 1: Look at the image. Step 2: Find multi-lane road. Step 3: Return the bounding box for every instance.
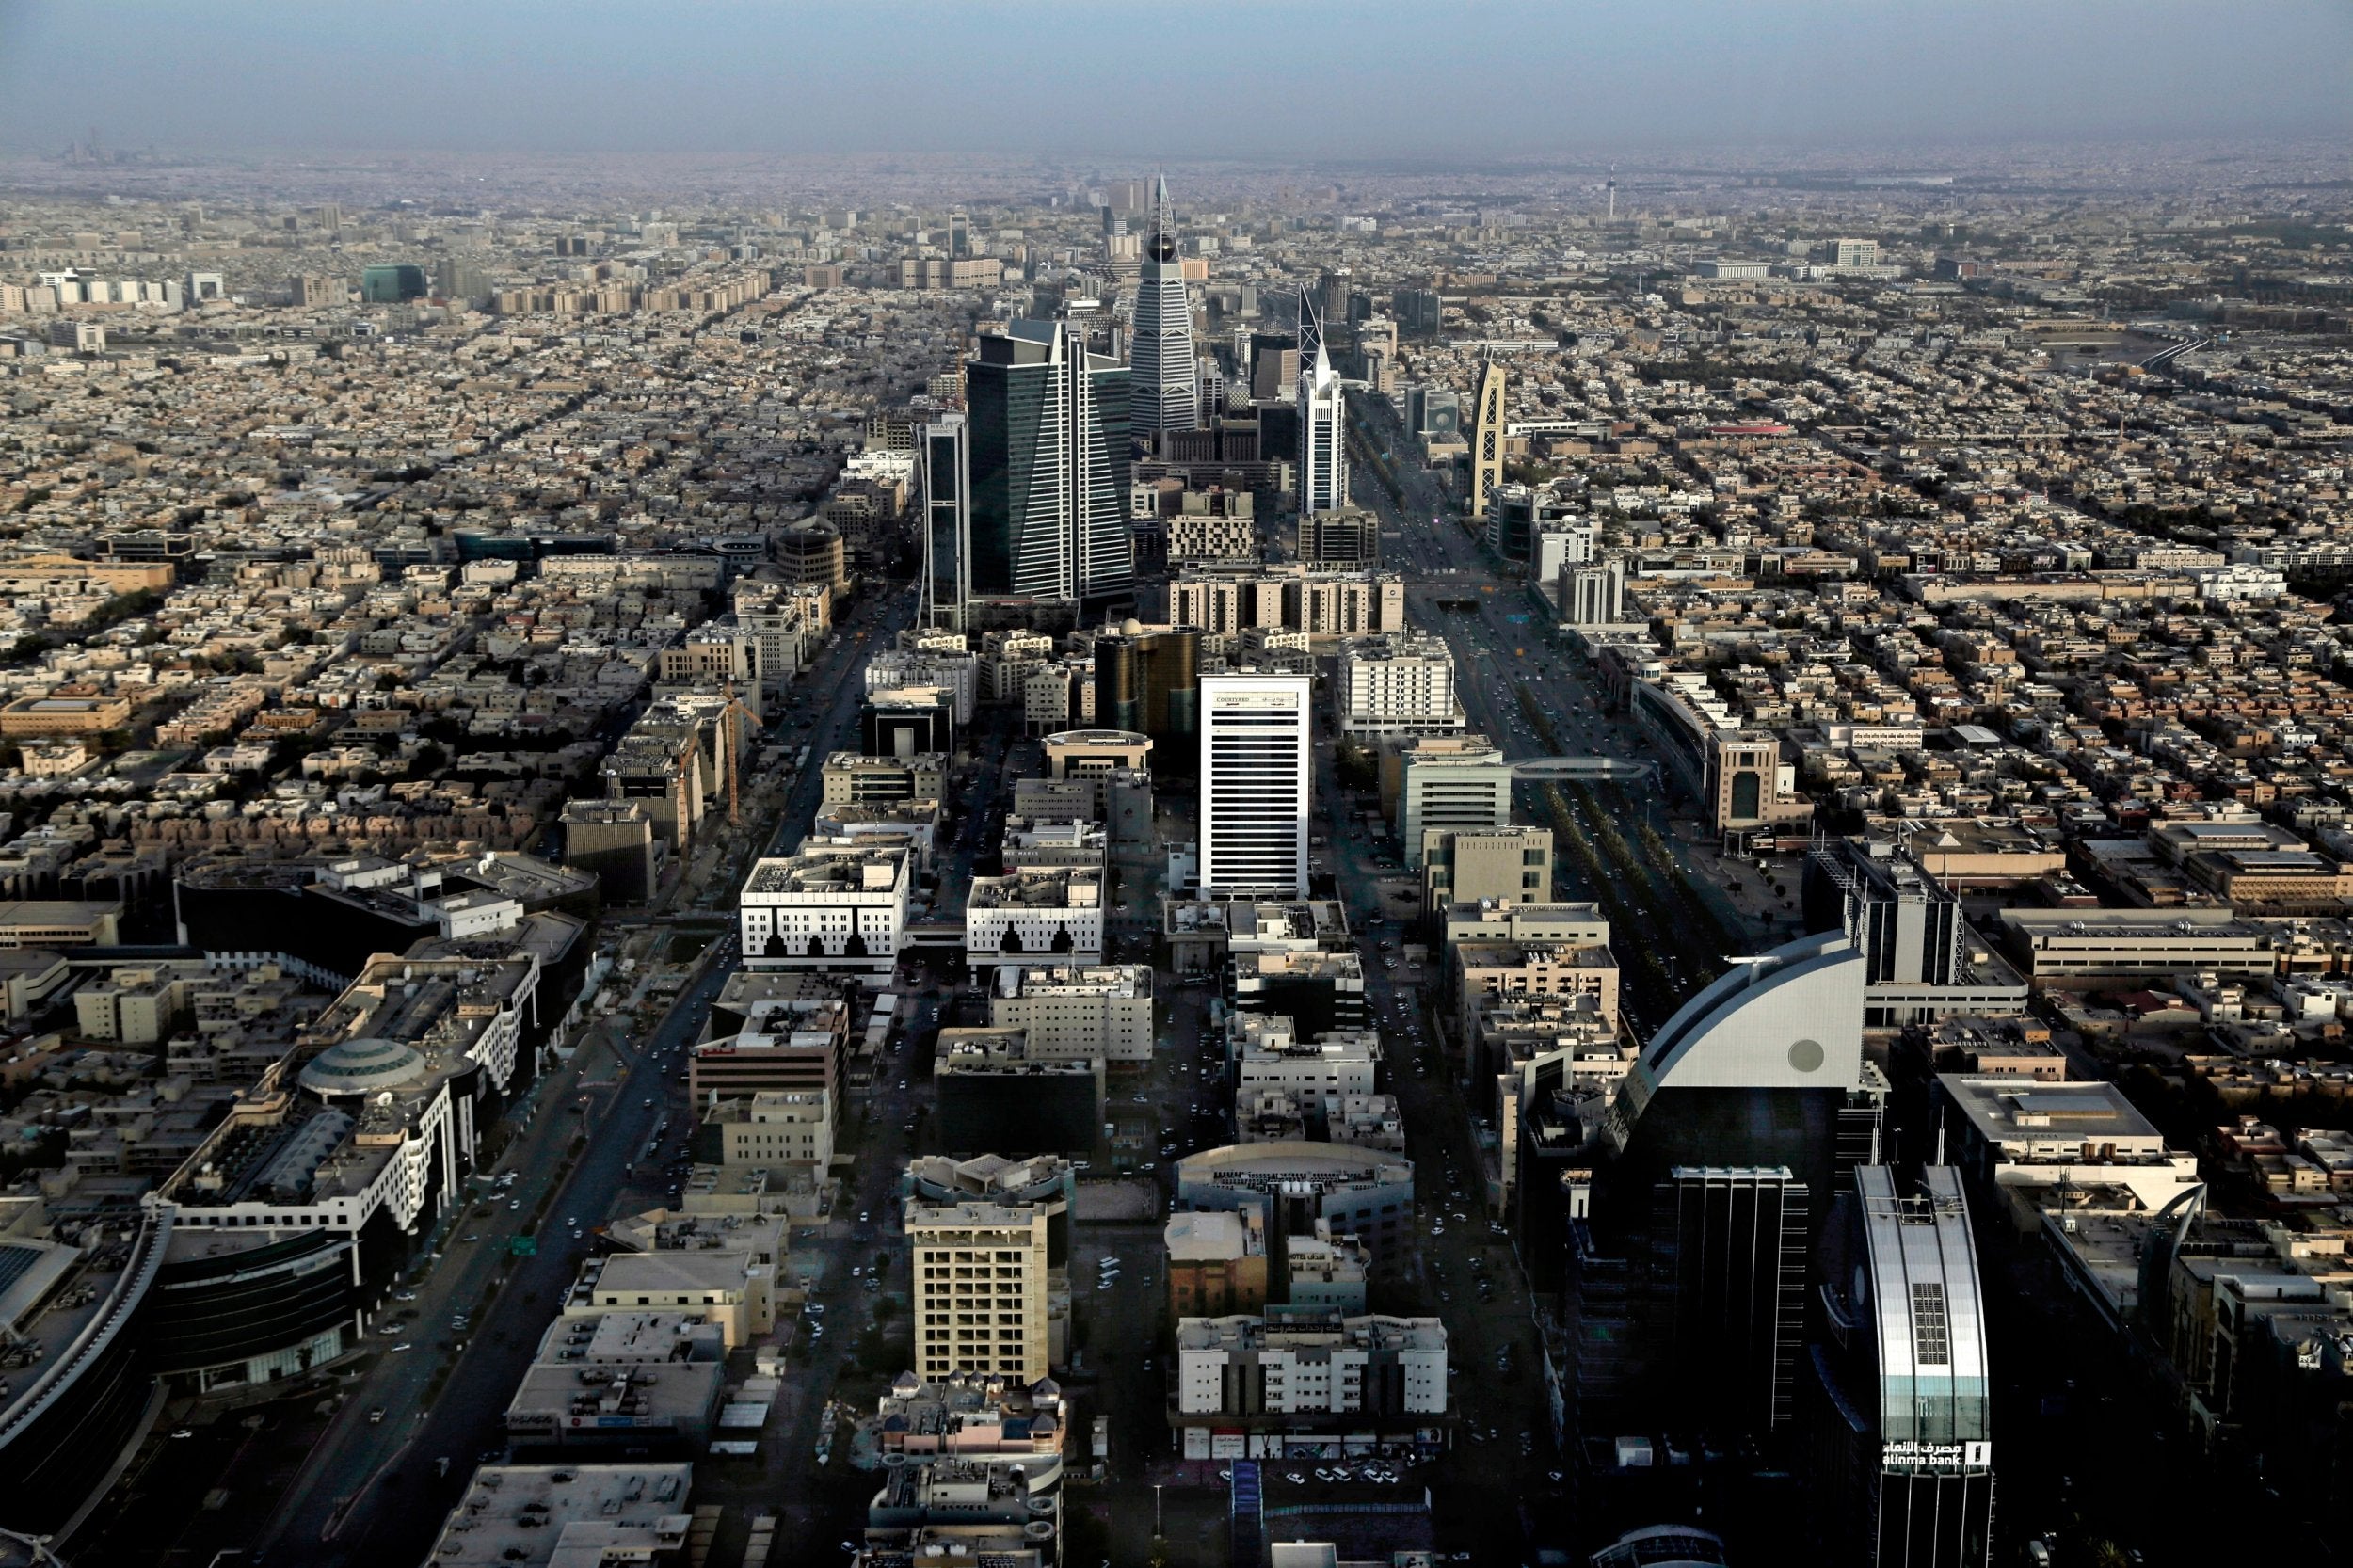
[204,584,924,1566]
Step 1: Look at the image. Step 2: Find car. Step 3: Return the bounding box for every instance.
[806,1304,825,1315]
[389,1342,414,1353]
[850,1266,862,1278]
[460,1233,479,1242]
[1286,1470,1306,1484]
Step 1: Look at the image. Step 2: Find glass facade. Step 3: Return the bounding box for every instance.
[966,322,1131,605]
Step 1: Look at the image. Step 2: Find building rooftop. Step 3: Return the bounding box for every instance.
[424,1464,693,1568]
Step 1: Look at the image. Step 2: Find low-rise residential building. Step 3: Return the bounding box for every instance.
[1165,1208,1271,1319]
[711,1090,836,1172]
[1172,1312,1448,1458]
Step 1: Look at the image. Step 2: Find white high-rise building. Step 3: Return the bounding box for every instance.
[1337,632,1465,738]
[1297,290,1348,518]
[1199,672,1311,898]
[1567,557,1628,626]
[1130,175,1198,437]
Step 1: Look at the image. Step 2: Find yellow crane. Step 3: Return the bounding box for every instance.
[720,680,761,826]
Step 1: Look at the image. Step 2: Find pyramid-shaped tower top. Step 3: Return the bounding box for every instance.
[1148,171,1177,263]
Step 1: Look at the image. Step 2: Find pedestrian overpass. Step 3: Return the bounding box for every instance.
[1509,756,1659,786]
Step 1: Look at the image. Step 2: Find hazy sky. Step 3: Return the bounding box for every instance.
[2,0,2345,162]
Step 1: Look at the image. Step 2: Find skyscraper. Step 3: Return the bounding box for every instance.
[1297,289,1348,518]
[1199,672,1311,898]
[1130,175,1199,438]
[920,413,969,630]
[967,320,1133,607]
[1801,1164,1994,1568]
[1559,932,1880,1441]
[1467,359,1505,522]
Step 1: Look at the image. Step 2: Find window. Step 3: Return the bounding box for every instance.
[1910,1282,1949,1366]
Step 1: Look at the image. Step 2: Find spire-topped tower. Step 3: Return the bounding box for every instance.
[1128,169,1199,436]
[1297,283,1347,517]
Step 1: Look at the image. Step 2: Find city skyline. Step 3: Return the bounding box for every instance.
[0,11,2347,1565]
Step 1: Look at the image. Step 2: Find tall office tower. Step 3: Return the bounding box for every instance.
[1559,931,1877,1443]
[1801,1164,1993,1568]
[1317,268,1352,337]
[1466,359,1505,522]
[1130,175,1199,437]
[1654,1164,1810,1433]
[1198,672,1311,897]
[1297,291,1349,518]
[920,414,970,630]
[1197,360,1226,421]
[967,320,1133,607]
[1095,622,1202,746]
[948,208,972,260]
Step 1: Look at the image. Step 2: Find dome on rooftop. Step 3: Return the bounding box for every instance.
[298,1036,425,1097]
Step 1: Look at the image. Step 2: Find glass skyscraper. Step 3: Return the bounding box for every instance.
[966,320,1132,607]
[1801,1164,1995,1568]
[1129,174,1199,437]
[920,413,969,629]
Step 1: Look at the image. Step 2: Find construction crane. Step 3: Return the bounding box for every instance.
[720,680,761,827]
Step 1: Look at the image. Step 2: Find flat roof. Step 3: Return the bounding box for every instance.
[425,1464,692,1568]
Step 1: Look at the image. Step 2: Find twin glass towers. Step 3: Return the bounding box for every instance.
[926,318,1130,622]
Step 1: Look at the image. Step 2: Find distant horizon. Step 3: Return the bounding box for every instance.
[2,0,2345,166]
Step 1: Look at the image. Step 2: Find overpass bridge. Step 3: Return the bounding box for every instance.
[1509,756,1659,786]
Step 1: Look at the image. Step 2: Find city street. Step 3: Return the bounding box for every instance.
[119,584,929,1568]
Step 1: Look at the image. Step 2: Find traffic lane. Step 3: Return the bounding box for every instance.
[288,963,738,1564]
[272,590,890,1558]
[264,1043,619,1551]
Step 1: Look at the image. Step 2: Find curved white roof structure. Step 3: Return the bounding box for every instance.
[1617,931,1865,1128]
